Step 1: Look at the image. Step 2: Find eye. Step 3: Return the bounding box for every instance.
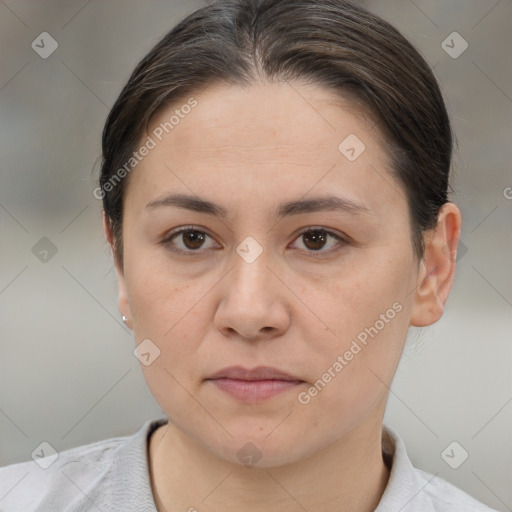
[290,227,348,255]
[161,225,349,256]
[161,226,219,254]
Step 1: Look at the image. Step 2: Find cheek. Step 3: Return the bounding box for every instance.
[129,269,211,423]
[127,257,200,337]
[296,308,409,438]
[303,250,412,355]
[125,257,205,368]
[296,251,413,408]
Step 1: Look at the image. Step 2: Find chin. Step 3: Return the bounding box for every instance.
[201,425,322,469]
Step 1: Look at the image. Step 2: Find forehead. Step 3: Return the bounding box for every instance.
[124,81,402,217]
[148,81,377,156]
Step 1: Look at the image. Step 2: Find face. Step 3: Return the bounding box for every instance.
[113,82,423,467]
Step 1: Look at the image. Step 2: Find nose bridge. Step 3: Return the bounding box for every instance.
[229,235,274,302]
[213,232,290,339]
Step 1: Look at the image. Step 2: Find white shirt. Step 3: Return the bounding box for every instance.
[0,417,497,511]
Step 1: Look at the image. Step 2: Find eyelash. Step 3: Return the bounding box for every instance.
[160,225,349,257]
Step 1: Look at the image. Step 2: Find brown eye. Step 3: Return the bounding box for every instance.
[161,227,219,254]
[180,230,206,250]
[291,228,347,255]
[302,230,328,251]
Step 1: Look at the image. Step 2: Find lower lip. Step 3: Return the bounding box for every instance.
[207,378,304,403]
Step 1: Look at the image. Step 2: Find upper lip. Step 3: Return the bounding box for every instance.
[206,366,303,382]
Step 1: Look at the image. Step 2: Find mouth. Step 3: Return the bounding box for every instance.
[205,366,305,403]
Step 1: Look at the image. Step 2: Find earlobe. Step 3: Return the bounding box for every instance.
[117,273,133,330]
[102,211,133,329]
[410,202,462,327]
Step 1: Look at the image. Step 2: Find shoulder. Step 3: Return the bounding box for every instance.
[377,425,498,512]
[413,467,497,511]
[0,434,128,511]
[0,417,167,512]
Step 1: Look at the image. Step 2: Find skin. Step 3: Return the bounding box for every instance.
[104,81,461,512]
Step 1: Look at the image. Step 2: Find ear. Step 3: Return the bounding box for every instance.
[103,211,132,329]
[410,202,462,327]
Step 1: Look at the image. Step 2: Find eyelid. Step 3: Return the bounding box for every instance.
[160,225,220,254]
[293,225,349,243]
[289,226,350,256]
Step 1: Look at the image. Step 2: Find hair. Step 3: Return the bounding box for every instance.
[99,0,453,267]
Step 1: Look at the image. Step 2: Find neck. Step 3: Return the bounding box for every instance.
[149,412,390,512]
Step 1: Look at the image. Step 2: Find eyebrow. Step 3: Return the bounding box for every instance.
[145,193,375,218]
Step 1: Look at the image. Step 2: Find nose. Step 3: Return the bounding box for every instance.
[213,248,290,342]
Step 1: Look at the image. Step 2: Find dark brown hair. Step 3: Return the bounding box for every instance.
[99,0,453,266]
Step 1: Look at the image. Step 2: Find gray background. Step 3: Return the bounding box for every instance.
[0,1,510,510]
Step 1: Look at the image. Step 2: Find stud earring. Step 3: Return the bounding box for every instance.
[122,315,128,325]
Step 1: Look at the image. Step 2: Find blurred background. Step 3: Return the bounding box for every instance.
[0,1,510,510]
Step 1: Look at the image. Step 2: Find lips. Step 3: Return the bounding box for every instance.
[205,366,305,403]
[206,365,303,382]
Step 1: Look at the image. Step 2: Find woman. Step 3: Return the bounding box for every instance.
[0,0,498,510]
